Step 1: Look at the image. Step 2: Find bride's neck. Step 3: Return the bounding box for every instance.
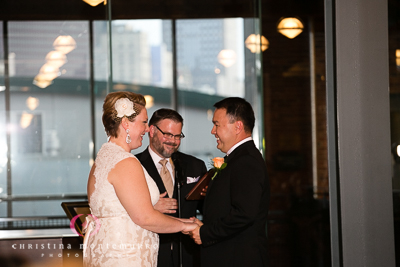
[109,137,131,152]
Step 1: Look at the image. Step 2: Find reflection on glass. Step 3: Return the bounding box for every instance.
[244,34,269,53]
[175,18,245,97]
[93,21,112,153]
[217,49,237,68]
[26,96,39,110]
[6,21,91,214]
[19,112,34,129]
[13,200,86,216]
[0,134,6,198]
[53,35,77,54]
[0,21,5,200]
[103,19,174,155]
[144,95,154,108]
[110,20,173,88]
[45,50,67,68]
[0,203,6,218]
[0,16,262,226]
[175,18,257,164]
[178,106,224,165]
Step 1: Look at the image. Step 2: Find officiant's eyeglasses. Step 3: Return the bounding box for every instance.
[155,125,185,140]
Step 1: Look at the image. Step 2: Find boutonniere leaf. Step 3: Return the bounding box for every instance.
[210,157,227,180]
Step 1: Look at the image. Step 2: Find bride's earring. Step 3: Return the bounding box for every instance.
[126,129,131,144]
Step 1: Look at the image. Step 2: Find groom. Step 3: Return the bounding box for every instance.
[136,108,207,267]
[189,97,270,266]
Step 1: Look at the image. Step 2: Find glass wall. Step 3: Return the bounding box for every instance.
[0,2,263,228]
[0,21,6,216]
[107,18,263,165]
[261,2,330,265]
[107,19,174,152]
[1,21,92,220]
[175,18,263,163]
[0,0,340,266]
[389,1,400,264]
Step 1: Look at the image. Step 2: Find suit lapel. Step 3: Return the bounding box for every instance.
[139,148,167,194]
[205,140,254,209]
[176,152,187,186]
[172,152,188,199]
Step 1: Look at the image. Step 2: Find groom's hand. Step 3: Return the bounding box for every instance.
[154,192,177,214]
[190,226,202,245]
[189,217,203,244]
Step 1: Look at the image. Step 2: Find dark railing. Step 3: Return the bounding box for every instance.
[0,194,87,230]
[0,194,87,202]
[0,216,70,230]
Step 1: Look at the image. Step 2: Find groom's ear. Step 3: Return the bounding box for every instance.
[235,121,244,134]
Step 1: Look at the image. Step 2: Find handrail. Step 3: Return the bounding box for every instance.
[0,216,67,222]
[0,194,87,201]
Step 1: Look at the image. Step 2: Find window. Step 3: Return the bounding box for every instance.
[0,15,263,230]
[1,21,92,223]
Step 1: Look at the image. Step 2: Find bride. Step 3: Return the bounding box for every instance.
[83,91,198,267]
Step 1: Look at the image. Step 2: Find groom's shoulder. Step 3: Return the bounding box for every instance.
[232,142,264,162]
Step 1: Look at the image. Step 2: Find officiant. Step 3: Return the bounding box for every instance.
[136,108,207,267]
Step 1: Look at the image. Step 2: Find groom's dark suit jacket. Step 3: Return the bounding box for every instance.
[136,147,207,267]
[200,140,270,267]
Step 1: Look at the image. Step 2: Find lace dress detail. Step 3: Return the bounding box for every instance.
[83,142,160,267]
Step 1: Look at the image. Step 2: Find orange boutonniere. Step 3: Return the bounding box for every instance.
[211,157,227,180]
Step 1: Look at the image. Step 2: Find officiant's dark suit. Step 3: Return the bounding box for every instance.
[135,108,207,267]
[191,97,270,267]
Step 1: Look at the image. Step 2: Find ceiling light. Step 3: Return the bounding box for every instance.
[144,95,154,109]
[53,35,77,54]
[33,75,53,89]
[217,49,237,68]
[82,0,106,7]
[277,17,304,39]
[45,51,67,67]
[245,34,269,53]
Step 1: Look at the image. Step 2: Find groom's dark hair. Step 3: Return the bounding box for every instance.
[149,108,184,126]
[214,97,255,134]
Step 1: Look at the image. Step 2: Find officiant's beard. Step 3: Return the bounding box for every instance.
[151,136,179,158]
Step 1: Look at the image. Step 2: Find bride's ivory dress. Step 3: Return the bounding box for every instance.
[83,142,160,267]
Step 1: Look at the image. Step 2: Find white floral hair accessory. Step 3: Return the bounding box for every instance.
[115,98,135,118]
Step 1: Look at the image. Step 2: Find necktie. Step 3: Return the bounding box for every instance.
[159,159,174,198]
